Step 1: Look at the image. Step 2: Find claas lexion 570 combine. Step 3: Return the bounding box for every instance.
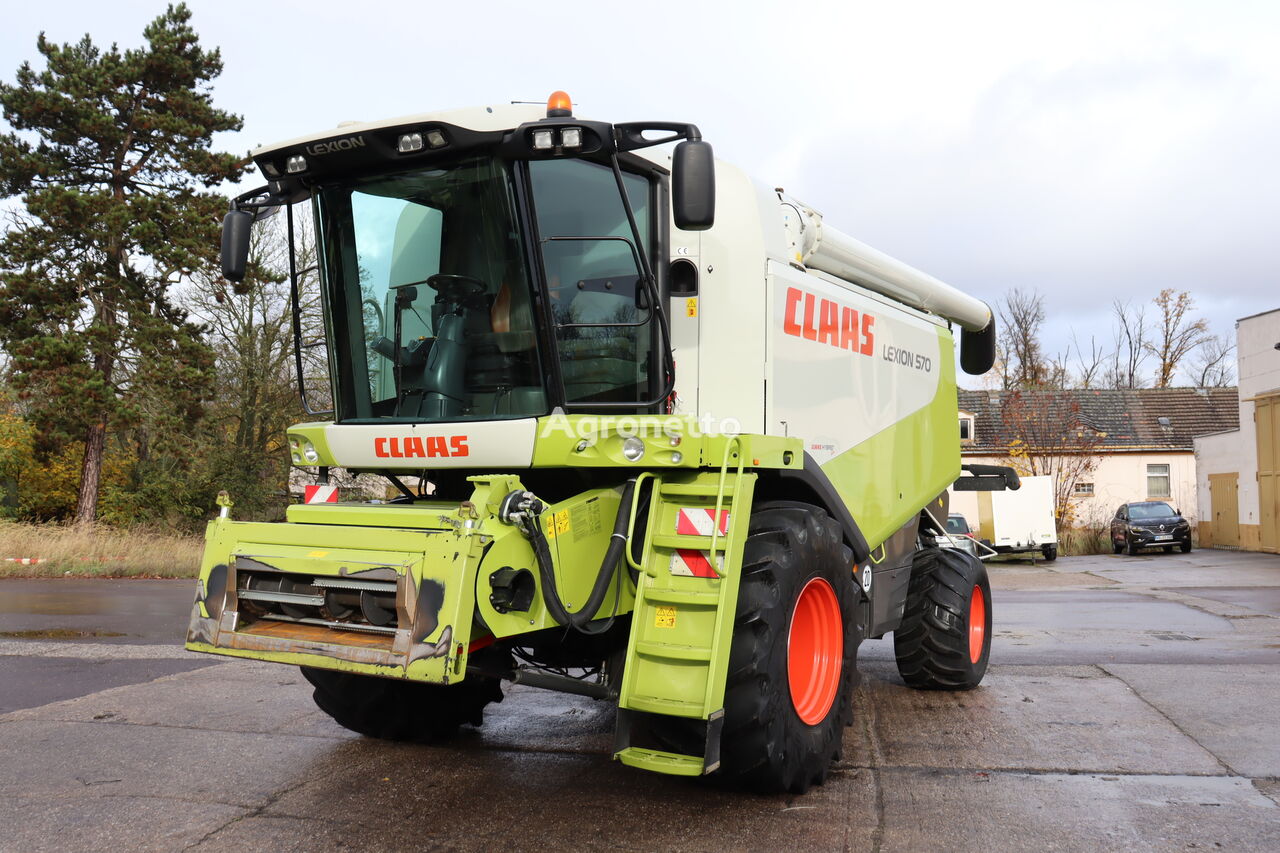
[187,91,1010,793]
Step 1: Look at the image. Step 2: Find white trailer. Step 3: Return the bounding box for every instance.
[972,474,1058,560]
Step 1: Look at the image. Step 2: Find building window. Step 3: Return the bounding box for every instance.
[1147,464,1171,498]
[1074,482,1094,496]
[959,415,974,441]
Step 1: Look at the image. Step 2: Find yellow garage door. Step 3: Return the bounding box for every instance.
[1259,395,1279,553]
[1209,473,1240,549]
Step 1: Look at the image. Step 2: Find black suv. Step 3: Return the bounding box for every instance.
[1110,501,1192,555]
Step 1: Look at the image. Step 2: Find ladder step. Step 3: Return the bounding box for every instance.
[615,747,705,776]
[623,694,706,717]
[634,640,713,661]
[650,533,726,551]
[639,588,721,606]
[659,482,738,498]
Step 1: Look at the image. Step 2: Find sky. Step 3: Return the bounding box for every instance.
[2,0,1277,386]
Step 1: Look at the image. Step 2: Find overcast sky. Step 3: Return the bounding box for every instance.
[3,0,1277,386]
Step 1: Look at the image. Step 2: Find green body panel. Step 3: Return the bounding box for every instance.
[186,513,480,683]
[477,485,632,638]
[818,326,960,549]
[285,422,335,467]
[531,415,802,471]
[187,475,635,683]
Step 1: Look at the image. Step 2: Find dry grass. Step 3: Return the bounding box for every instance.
[0,522,204,578]
[1060,524,1111,556]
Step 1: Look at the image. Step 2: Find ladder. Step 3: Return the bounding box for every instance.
[614,438,756,775]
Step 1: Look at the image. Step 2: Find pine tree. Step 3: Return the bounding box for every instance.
[0,3,245,523]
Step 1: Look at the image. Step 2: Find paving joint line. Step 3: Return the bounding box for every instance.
[0,715,356,741]
[182,774,314,850]
[1099,663,1242,777]
[860,683,886,853]
[836,764,1242,779]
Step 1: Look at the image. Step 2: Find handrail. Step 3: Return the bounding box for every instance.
[709,436,744,575]
[626,472,659,575]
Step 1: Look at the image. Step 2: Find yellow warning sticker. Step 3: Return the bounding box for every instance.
[545,515,557,538]
[685,297,698,318]
[555,509,571,535]
[654,605,677,628]
[306,550,329,558]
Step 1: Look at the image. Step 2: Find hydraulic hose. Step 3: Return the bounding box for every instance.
[508,480,637,634]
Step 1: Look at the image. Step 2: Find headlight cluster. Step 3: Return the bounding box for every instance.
[289,435,320,465]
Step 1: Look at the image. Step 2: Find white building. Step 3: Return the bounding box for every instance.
[953,387,1238,532]
[1195,308,1280,552]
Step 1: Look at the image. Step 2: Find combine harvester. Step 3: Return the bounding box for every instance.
[188,92,1005,793]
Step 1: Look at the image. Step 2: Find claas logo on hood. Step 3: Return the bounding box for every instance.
[374,436,469,459]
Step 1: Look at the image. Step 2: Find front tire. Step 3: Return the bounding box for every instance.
[301,649,507,741]
[1180,540,1193,553]
[894,547,992,690]
[1128,539,1141,556]
[718,503,859,794]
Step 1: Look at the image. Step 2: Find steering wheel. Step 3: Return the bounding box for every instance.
[361,297,385,341]
[425,273,487,302]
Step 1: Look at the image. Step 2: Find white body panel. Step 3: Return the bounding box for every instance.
[254,104,546,159]
[322,419,537,468]
[689,162,783,434]
[765,261,945,463]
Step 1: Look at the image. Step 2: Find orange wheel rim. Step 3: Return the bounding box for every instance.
[788,578,843,725]
[968,585,986,664]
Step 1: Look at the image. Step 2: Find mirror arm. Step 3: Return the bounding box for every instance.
[614,122,703,152]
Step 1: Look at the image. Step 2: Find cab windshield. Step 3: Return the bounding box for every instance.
[315,157,545,421]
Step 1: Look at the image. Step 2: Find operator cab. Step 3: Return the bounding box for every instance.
[221,92,714,423]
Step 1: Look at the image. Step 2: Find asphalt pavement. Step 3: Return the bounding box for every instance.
[1,549,1278,852]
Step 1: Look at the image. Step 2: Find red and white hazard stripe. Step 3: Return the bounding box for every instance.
[4,557,45,565]
[304,485,338,504]
[670,508,730,578]
[675,507,730,537]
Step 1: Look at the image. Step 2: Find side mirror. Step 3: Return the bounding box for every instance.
[960,312,997,375]
[221,210,253,282]
[672,140,715,231]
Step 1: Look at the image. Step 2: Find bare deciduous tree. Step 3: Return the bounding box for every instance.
[998,288,1048,388]
[1068,332,1109,389]
[1146,289,1209,388]
[1187,333,1236,387]
[1107,299,1150,389]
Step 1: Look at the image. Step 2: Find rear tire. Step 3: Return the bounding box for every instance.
[894,547,991,690]
[301,648,507,741]
[1163,545,1174,553]
[718,503,858,794]
[1112,540,1123,554]
[1041,544,1058,562]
